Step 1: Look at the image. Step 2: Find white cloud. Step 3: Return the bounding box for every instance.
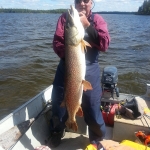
[22,0,39,2]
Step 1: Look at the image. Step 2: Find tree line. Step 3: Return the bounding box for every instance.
[0,8,136,14]
[138,0,150,15]
[0,8,67,13]
[1,4,150,15]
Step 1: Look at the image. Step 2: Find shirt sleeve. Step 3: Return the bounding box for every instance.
[86,14,110,52]
[53,13,66,59]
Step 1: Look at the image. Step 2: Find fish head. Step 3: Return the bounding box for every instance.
[65,5,85,46]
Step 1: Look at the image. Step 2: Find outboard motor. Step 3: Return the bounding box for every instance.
[101,66,119,99]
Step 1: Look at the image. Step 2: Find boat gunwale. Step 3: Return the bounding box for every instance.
[0,85,53,125]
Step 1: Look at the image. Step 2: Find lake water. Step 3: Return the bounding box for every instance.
[0,13,150,120]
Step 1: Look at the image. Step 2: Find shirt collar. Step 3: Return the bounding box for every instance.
[87,11,93,21]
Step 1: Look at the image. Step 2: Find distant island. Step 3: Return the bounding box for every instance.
[0,8,136,14]
[0,8,67,13]
[137,0,150,15]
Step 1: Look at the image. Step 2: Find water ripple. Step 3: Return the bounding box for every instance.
[0,13,150,119]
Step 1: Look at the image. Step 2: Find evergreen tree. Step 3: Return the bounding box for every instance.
[138,0,150,15]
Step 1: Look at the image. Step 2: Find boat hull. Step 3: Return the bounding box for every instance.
[0,84,150,149]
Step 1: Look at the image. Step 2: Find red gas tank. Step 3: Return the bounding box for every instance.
[102,104,119,126]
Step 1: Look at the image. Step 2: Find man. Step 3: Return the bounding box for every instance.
[49,0,110,149]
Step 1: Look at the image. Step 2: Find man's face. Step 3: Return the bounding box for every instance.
[75,0,93,16]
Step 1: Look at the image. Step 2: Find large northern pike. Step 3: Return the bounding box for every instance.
[60,5,92,131]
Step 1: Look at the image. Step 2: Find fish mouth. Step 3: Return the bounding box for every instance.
[69,5,74,18]
[67,5,75,26]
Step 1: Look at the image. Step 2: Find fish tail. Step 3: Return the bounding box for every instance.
[65,120,78,132]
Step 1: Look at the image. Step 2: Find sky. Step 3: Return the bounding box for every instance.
[0,0,145,12]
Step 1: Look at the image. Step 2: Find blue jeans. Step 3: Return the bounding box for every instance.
[50,59,106,142]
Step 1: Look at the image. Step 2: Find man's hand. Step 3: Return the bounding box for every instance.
[79,12,90,29]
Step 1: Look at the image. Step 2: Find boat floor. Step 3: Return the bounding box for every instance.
[51,126,113,150]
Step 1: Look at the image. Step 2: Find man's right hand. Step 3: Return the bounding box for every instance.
[79,12,90,29]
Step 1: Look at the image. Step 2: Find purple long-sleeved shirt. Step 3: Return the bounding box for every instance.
[53,12,110,59]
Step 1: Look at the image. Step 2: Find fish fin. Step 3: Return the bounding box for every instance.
[65,120,78,132]
[83,40,91,48]
[76,106,83,117]
[81,40,91,53]
[60,100,66,107]
[82,80,93,91]
[81,40,86,53]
